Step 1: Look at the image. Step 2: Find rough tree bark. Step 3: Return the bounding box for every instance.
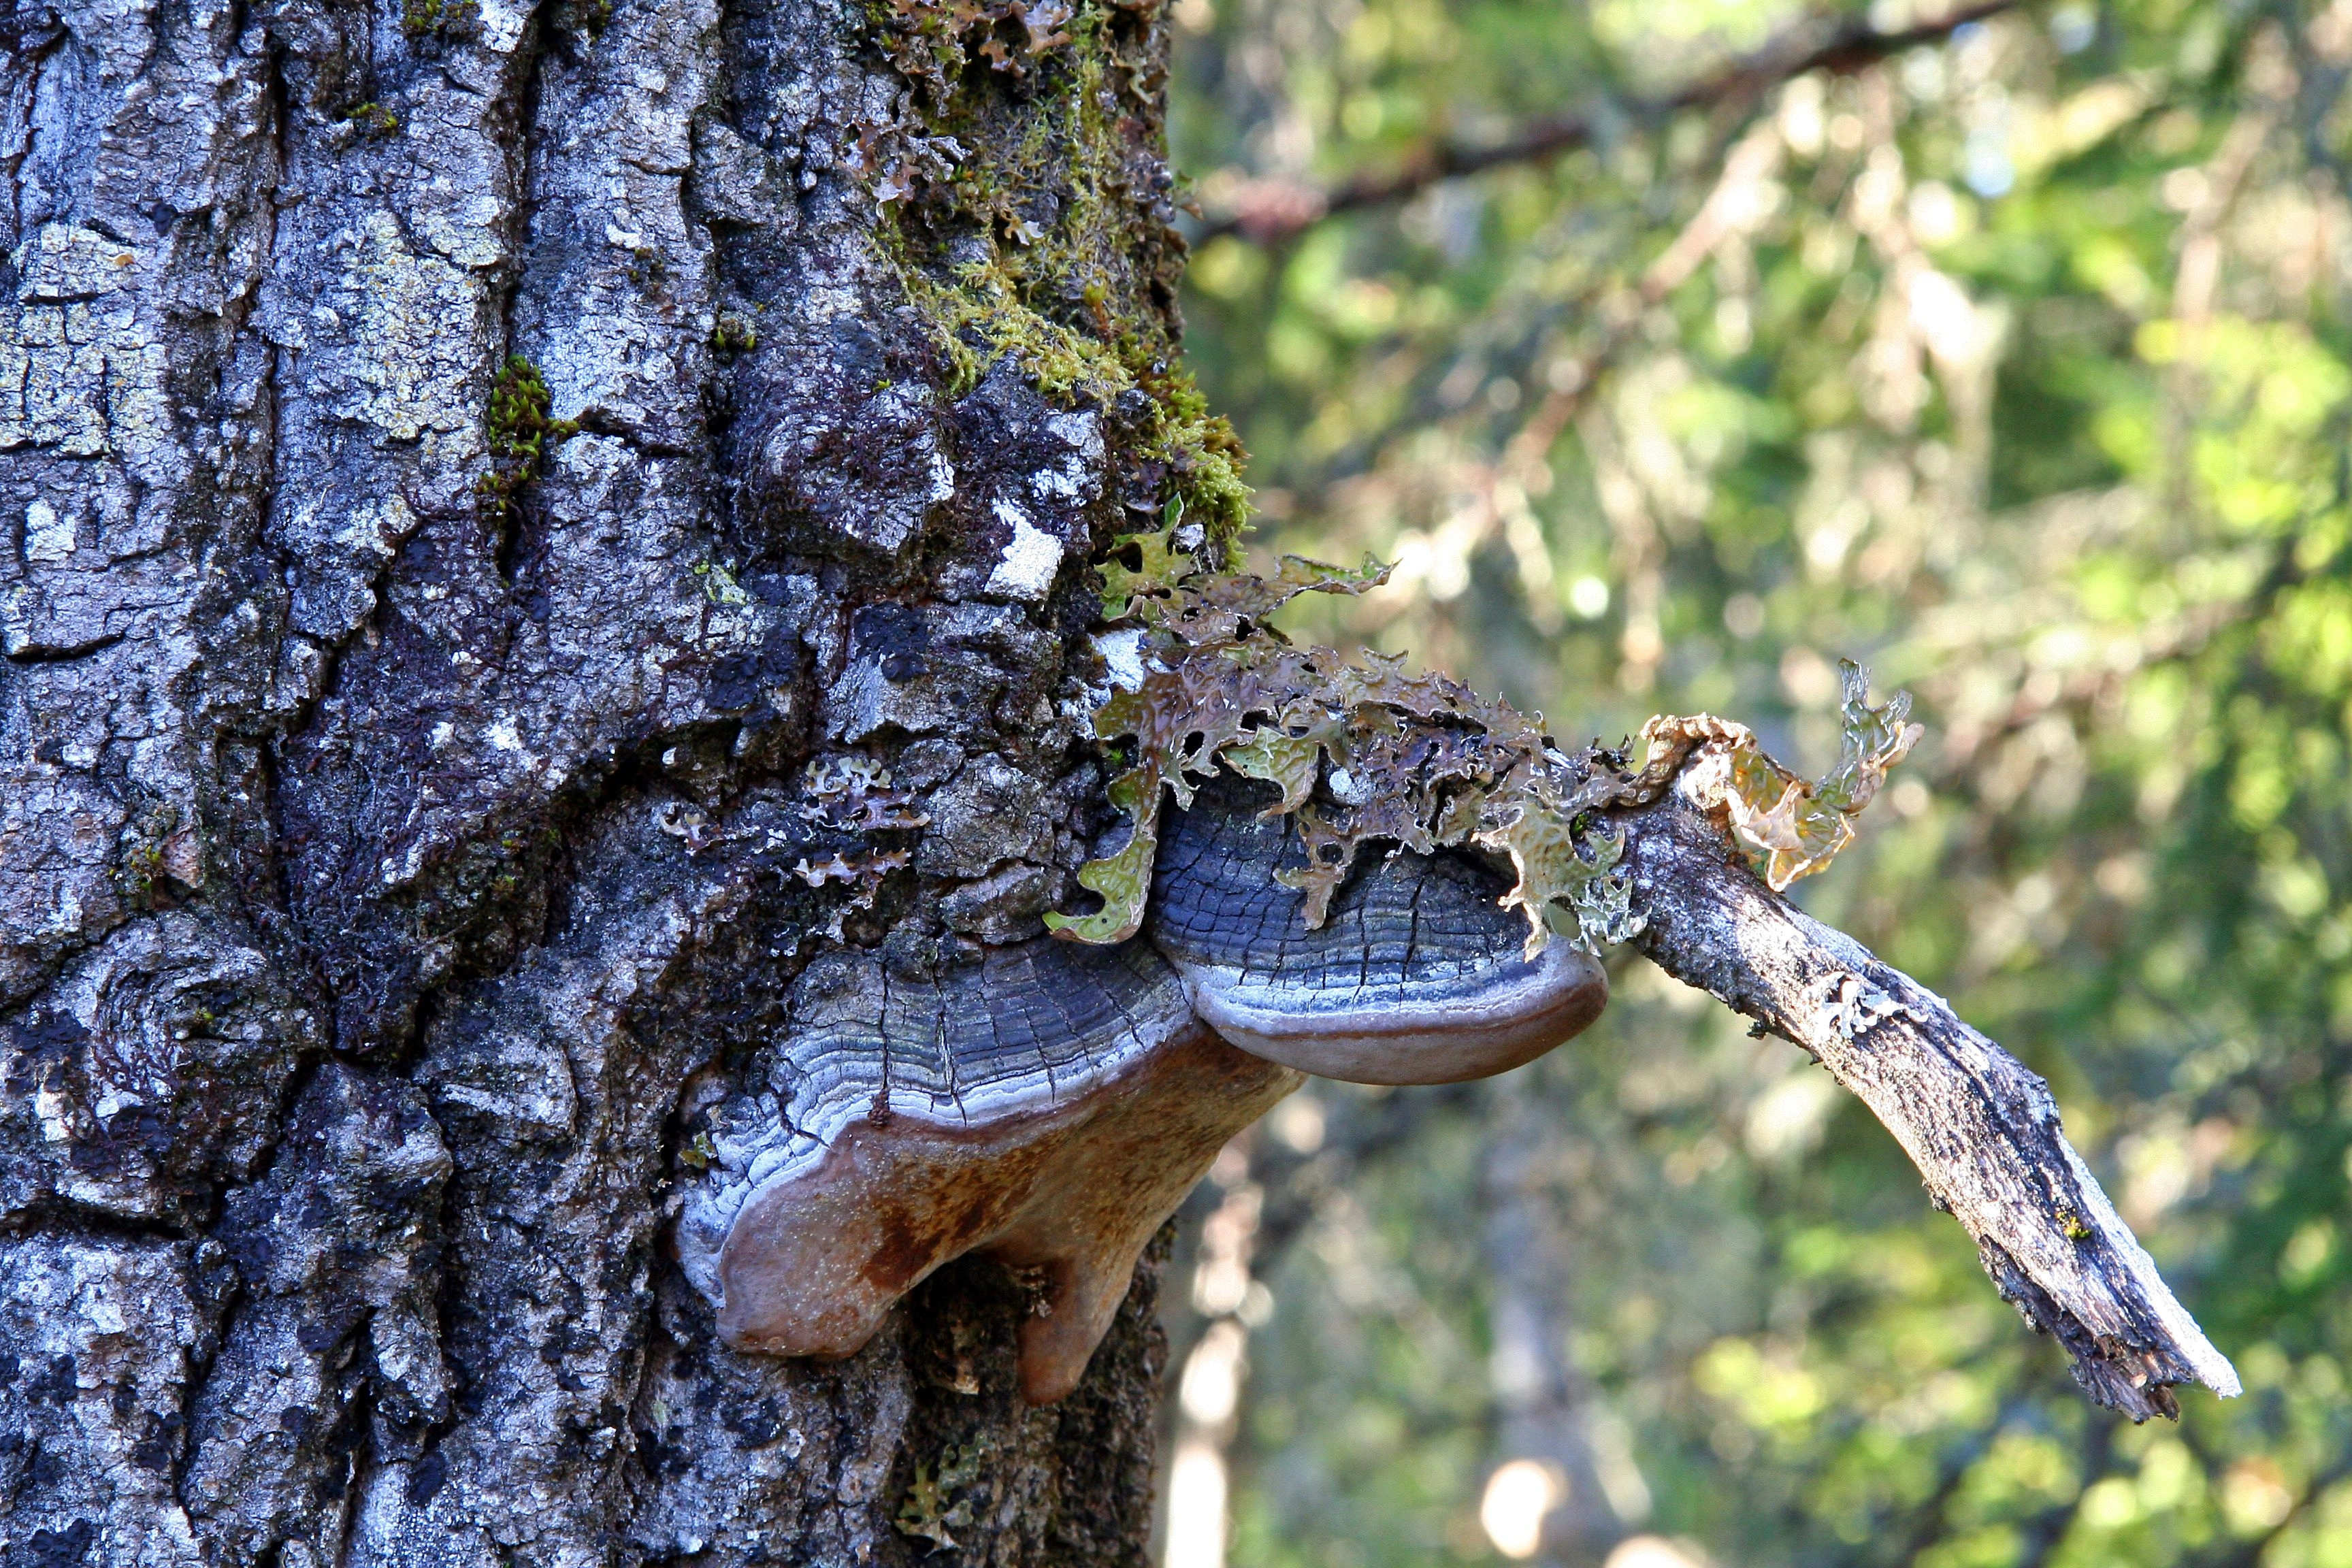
[0,0,1201,1562]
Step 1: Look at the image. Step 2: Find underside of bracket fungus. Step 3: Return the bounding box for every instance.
[679,939,1302,1405]
[688,526,2238,1417]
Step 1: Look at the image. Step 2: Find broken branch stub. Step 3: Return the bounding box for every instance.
[1614,783,2240,1420]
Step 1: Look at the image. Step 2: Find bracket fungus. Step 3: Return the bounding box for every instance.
[676,784,1607,1401]
[678,939,1301,1405]
[1149,777,1607,1084]
[685,532,2237,1420]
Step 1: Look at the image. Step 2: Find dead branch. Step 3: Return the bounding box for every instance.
[1614,784,2241,1421]
[1194,0,2023,244]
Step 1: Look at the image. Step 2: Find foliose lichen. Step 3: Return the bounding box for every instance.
[1049,531,1923,956]
[870,0,1077,91]
[1703,659,1924,890]
[896,1437,985,1552]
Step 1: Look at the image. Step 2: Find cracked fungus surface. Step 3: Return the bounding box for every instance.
[1147,774,1539,1004]
[676,937,1203,1302]
[677,930,1194,1297]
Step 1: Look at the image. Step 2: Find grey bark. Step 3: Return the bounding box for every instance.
[0,1,1186,1563]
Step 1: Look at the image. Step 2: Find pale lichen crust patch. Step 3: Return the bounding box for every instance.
[0,225,172,471]
[1051,529,1925,956]
[338,210,487,446]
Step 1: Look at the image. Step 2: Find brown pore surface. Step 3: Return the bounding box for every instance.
[717,1019,1301,1404]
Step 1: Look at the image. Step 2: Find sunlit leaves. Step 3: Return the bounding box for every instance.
[1169,0,2352,1559]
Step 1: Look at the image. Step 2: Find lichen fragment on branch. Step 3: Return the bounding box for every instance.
[1051,532,1923,953]
[1677,663,1924,891]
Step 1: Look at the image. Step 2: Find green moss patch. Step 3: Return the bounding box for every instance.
[478,355,579,526]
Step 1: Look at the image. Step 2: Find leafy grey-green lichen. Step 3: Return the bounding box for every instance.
[1051,528,1924,955]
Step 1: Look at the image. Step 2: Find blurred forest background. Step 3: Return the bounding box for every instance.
[1147,0,2352,1563]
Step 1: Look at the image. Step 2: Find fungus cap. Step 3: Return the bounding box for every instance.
[684,789,1608,1404]
[681,938,1298,1404]
[1146,780,1609,1084]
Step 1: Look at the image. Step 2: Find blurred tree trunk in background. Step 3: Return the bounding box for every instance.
[0,1,1196,1561]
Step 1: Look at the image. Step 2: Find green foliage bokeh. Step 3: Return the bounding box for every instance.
[1162,0,2352,1562]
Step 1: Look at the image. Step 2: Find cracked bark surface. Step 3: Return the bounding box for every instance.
[0,1,1192,1561]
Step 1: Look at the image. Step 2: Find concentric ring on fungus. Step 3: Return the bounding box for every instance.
[681,783,1610,1402]
[1147,777,1609,1085]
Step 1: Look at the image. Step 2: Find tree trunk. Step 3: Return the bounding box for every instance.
[0,1,1196,1562]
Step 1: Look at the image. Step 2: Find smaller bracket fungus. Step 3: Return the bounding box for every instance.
[679,938,1298,1404]
[1148,778,1607,1084]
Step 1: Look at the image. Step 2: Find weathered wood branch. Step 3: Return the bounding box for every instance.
[1615,785,2241,1421]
